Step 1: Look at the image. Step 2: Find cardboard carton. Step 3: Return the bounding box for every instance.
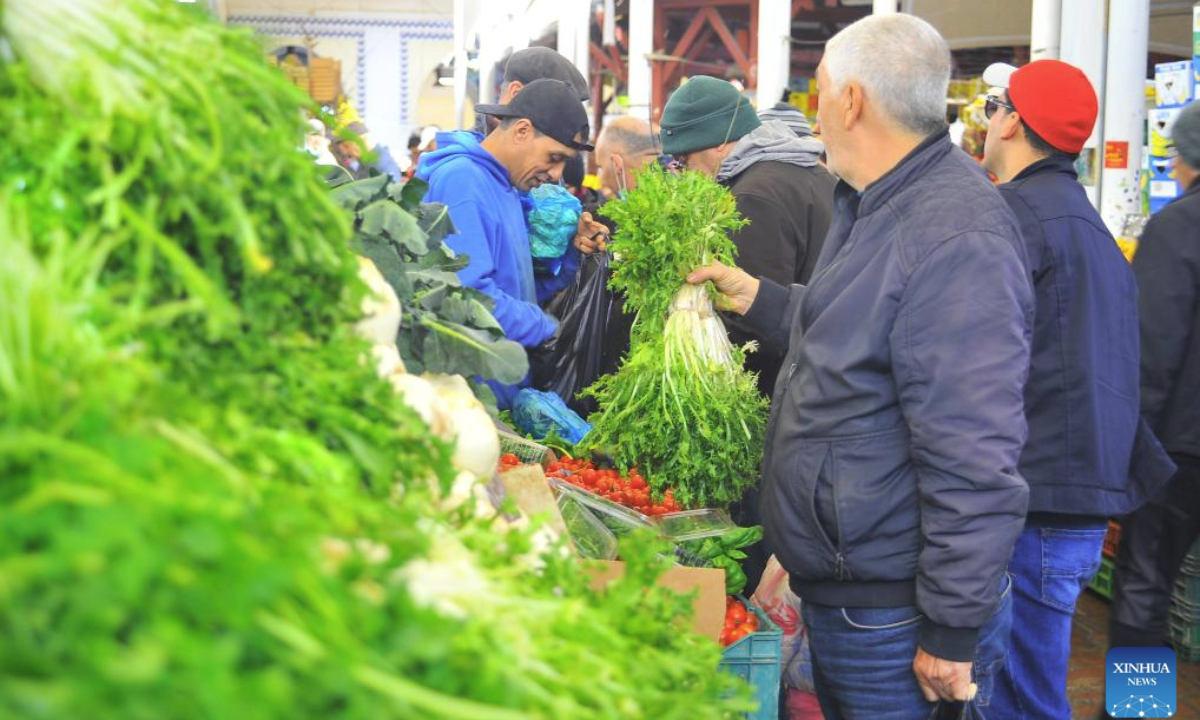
[1150,107,1184,157]
[1155,60,1194,108]
[586,560,727,640]
[1148,154,1182,199]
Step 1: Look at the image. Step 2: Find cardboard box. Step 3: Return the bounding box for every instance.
[1150,195,1177,215]
[586,560,727,640]
[498,464,569,538]
[1194,4,1200,57]
[1149,107,1184,157]
[1148,154,1180,197]
[1155,60,1194,107]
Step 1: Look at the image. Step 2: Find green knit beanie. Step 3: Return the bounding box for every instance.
[660,76,761,155]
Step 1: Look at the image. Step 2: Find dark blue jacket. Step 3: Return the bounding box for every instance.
[417,131,557,407]
[998,157,1173,520]
[743,132,1033,662]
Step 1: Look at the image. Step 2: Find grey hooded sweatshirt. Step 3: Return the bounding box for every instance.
[717,120,836,397]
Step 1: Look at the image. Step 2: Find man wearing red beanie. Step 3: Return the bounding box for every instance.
[982,60,1176,718]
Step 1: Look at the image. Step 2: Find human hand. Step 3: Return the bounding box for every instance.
[913,648,977,704]
[574,212,609,254]
[686,260,760,316]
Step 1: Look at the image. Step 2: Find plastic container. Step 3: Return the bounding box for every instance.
[556,493,618,560]
[1102,519,1122,559]
[655,508,736,542]
[1175,573,1200,608]
[498,431,552,466]
[1090,557,1114,600]
[1181,537,1200,576]
[1168,607,1200,650]
[720,598,783,720]
[548,477,656,535]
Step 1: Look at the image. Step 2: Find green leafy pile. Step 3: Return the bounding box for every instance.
[0,1,752,719]
[330,174,528,384]
[679,526,765,595]
[583,165,768,508]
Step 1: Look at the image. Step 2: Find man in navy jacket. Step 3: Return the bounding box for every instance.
[980,59,1176,719]
[689,15,1032,717]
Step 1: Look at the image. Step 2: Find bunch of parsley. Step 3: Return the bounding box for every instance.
[583,166,768,508]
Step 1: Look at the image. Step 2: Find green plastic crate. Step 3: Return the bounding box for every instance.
[1090,557,1114,600]
[1175,574,1200,610]
[1181,537,1200,576]
[720,599,782,720]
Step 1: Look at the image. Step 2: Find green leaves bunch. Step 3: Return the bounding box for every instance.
[330,174,528,385]
[583,167,768,508]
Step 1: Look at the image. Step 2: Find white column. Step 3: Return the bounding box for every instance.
[757,0,792,108]
[454,0,469,130]
[1059,0,1107,208]
[627,0,654,115]
[1029,0,1061,60]
[872,0,897,15]
[558,8,577,77]
[1099,0,1149,235]
[364,27,403,152]
[574,0,591,94]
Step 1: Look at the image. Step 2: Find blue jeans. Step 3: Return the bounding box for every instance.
[801,575,1013,720]
[991,524,1106,719]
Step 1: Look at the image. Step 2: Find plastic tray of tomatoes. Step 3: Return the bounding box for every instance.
[548,477,656,535]
[546,457,683,517]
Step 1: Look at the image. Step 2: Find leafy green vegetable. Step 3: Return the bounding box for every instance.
[332,175,529,385]
[680,526,764,595]
[583,166,768,508]
[0,2,752,718]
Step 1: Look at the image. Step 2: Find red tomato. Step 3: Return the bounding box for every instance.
[727,604,747,625]
[727,627,751,644]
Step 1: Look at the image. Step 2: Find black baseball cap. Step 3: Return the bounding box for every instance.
[475,79,594,152]
[504,47,590,102]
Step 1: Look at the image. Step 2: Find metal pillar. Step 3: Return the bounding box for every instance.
[1099,0,1149,235]
[756,0,791,107]
[1059,0,1107,208]
[1030,0,1061,60]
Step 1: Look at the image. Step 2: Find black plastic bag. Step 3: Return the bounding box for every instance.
[531,252,616,414]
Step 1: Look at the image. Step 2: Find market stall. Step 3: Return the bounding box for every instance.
[0,1,788,718]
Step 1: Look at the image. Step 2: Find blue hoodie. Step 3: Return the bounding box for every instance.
[417,131,558,405]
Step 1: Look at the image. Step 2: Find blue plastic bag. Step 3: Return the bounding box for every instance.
[527,184,582,260]
[512,388,592,444]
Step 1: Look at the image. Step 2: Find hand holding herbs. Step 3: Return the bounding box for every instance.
[583,166,768,508]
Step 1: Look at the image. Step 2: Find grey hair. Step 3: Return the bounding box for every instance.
[598,116,657,157]
[822,14,950,137]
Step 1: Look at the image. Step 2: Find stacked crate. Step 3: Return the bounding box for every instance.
[1089,520,1121,600]
[1169,537,1200,661]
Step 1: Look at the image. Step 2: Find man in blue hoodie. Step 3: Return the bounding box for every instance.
[417,79,593,407]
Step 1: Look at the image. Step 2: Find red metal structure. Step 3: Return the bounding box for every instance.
[586,0,867,129]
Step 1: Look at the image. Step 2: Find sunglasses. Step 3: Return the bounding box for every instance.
[985,95,1015,120]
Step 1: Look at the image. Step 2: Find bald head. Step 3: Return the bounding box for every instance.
[596,116,658,196]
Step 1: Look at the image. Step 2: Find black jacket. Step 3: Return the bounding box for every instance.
[1134,178,1200,461]
[999,157,1173,519]
[743,133,1032,661]
[725,161,835,396]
